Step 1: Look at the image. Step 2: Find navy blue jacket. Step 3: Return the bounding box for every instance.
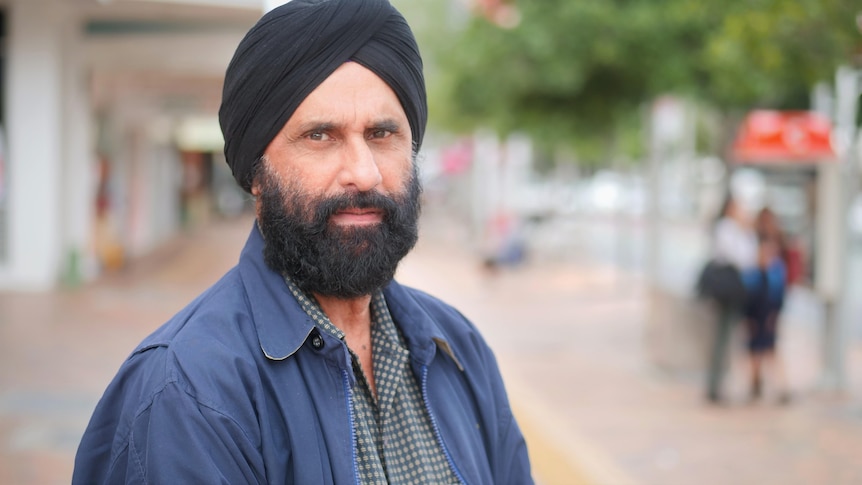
[73,224,533,484]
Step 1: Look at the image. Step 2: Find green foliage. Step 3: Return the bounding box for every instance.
[703,0,861,108]
[429,0,861,166]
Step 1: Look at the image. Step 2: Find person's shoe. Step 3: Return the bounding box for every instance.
[777,391,793,406]
[706,391,725,405]
[749,377,762,402]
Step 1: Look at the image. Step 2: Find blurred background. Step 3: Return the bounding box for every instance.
[0,0,861,484]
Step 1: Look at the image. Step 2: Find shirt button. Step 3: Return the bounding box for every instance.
[310,331,324,350]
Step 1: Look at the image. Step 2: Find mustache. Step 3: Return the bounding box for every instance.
[315,190,400,224]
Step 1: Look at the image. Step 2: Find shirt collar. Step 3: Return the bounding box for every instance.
[283,275,347,342]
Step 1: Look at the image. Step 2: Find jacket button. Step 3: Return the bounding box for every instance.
[310,331,324,350]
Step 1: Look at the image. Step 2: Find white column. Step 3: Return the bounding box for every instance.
[0,0,65,290]
[263,0,288,12]
[60,6,95,285]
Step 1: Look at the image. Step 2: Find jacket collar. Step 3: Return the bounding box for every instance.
[238,223,316,361]
[383,280,464,371]
[238,221,462,370]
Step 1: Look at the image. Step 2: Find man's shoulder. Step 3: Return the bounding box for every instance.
[86,265,284,438]
[75,268,268,484]
[122,267,263,400]
[137,267,253,352]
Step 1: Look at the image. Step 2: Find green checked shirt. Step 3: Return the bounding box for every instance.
[285,277,460,484]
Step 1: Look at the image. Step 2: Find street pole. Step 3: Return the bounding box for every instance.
[646,123,665,286]
[646,97,687,285]
[821,66,861,392]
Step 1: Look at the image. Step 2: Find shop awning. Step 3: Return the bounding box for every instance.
[731,110,836,164]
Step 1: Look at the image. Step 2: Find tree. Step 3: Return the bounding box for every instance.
[430,0,862,166]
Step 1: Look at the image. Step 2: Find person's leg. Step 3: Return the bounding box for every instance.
[746,315,768,401]
[706,306,735,403]
[763,345,792,404]
[748,352,763,401]
[763,311,792,404]
[743,317,759,401]
[772,353,792,404]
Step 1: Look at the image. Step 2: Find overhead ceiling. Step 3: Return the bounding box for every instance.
[68,0,263,23]
[68,0,262,119]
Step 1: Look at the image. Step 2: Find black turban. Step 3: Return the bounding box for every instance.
[218,0,427,193]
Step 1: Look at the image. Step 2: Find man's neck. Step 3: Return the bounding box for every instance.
[314,293,374,334]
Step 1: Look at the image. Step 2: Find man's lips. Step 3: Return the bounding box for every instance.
[330,208,384,226]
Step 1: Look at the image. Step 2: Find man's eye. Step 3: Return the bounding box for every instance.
[308,131,331,141]
[369,129,390,139]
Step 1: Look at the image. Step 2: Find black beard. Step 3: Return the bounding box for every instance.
[257,168,421,299]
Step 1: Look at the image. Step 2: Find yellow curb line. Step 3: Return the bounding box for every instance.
[507,377,640,485]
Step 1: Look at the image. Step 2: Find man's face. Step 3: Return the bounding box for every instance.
[255,61,414,209]
[252,62,421,298]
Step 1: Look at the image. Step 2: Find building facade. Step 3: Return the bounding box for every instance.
[0,0,264,290]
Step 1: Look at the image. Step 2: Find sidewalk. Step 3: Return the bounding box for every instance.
[408,213,862,485]
[2,213,862,484]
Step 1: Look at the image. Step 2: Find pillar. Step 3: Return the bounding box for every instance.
[0,0,66,290]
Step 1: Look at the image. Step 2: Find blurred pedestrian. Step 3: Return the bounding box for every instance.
[743,207,792,404]
[481,210,527,275]
[755,205,805,287]
[72,1,533,483]
[701,193,758,404]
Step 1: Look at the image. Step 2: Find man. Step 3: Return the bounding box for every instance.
[73,0,533,483]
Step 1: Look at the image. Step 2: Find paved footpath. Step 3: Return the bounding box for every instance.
[2,213,862,484]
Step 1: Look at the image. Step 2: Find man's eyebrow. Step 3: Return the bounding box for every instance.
[370,119,401,132]
[295,121,338,134]
[292,118,403,134]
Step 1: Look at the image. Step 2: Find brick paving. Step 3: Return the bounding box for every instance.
[2,212,862,484]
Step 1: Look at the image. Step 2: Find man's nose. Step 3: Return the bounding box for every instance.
[337,137,383,192]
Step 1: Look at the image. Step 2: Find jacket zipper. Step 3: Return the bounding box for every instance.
[341,369,361,485]
[421,365,467,484]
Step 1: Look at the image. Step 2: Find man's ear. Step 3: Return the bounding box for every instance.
[248,169,263,219]
[250,180,263,219]
[250,156,265,197]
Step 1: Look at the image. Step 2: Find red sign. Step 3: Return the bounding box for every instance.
[731,110,836,164]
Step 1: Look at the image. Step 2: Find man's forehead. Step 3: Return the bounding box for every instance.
[286,62,408,125]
